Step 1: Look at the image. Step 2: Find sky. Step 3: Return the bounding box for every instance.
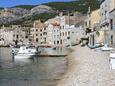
[0,0,72,7]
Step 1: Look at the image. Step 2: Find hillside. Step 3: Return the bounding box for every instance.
[0,0,100,27]
[12,5,36,9]
[44,0,100,13]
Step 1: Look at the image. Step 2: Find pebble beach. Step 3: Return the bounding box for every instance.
[57,45,115,86]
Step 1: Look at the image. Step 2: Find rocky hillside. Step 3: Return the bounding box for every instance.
[0,5,55,26]
[0,0,100,27]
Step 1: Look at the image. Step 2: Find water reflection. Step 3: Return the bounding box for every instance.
[0,47,69,86]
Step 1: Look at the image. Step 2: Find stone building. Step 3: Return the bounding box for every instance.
[100,0,115,46]
[0,27,13,45]
[0,25,30,45]
[45,14,84,47]
[30,13,85,47]
[108,0,115,46]
[30,20,47,45]
[12,25,29,45]
[84,8,103,46]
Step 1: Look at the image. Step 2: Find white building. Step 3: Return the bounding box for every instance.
[31,13,84,47]
[100,0,115,46]
[45,17,61,46]
[45,15,84,47]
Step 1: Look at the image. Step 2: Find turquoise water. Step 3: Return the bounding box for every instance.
[0,48,69,86]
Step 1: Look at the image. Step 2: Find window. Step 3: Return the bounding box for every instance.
[36,34,38,36]
[60,32,61,36]
[89,20,91,27]
[110,19,113,30]
[60,40,62,44]
[67,37,70,39]
[57,40,59,44]
[65,32,67,36]
[25,36,28,38]
[85,22,87,26]
[68,32,70,35]
[44,28,46,30]
[43,32,47,35]
[16,35,18,39]
[57,35,59,38]
[111,35,113,45]
[13,34,15,37]
[54,41,56,44]
[102,13,103,16]
[63,26,64,29]
[36,38,38,42]
[36,29,38,31]
[63,32,64,36]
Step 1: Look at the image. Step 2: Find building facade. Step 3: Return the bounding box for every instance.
[30,20,47,45]
[0,27,13,45]
[0,25,30,45]
[100,0,115,46]
[84,8,103,46]
[31,14,84,47]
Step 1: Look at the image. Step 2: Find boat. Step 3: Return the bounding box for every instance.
[14,46,38,59]
[10,45,20,55]
[109,52,115,69]
[101,44,114,51]
[110,51,115,58]
[109,58,115,69]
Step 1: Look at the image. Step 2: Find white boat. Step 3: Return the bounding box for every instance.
[109,58,115,69]
[101,44,114,51]
[10,45,20,55]
[14,46,37,59]
[110,52,115,58]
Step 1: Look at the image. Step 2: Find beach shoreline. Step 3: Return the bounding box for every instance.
[57,45,115,86]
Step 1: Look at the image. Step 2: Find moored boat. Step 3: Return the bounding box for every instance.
[101,44,114,51]
[14,46,37,59]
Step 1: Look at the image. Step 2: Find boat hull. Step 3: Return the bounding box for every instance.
[14,54,35,59]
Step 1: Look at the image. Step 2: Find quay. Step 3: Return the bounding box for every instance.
[57,45,115,86]
[35,54,67,57]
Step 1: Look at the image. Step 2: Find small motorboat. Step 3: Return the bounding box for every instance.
[101,44,114,51]
[10,45,20,55]
[109,58,115,69]
[14,46,37,59]
[110,51,115,58]
[109,51,115,69]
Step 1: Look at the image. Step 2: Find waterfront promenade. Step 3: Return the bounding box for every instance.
[57,45,115,86]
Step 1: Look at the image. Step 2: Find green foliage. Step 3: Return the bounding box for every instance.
[96,31,100,36]
[31,13,57,22]
[0,8,3,10]
[1,13,58,27]
[13,5,36,9]
[45,0,100,13]
[0,0,100,26]
[11,0,99,13]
